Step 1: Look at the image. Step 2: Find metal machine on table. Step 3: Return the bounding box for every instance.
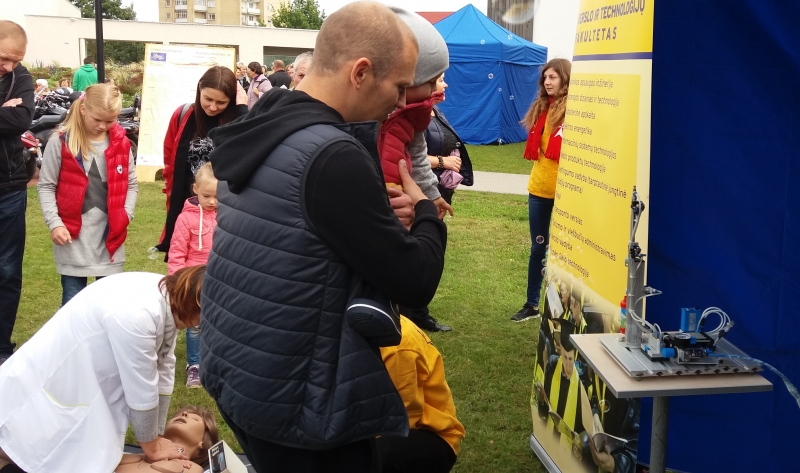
[599,187,763,378]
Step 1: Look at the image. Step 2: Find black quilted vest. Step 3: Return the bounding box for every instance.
[200,123,408,449]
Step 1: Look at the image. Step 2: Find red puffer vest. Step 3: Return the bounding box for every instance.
[56,122,131,261]
[378,92,442,186]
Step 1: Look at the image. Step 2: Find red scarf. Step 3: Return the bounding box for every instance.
[523,97,563,162]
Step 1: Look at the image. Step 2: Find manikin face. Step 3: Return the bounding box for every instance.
[0,38,24,76]
[164,411,206,460]
[199,87,230,117]
[192,180,218,211]
[357,37,417,122]
[81,104,119,139]
[561,348,575,378]
[543,67,562,97]
[433,74,447,104]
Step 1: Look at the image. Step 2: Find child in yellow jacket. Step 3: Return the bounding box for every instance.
[378,316,465,472]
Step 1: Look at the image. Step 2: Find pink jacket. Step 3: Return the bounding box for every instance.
[167,197,217,275]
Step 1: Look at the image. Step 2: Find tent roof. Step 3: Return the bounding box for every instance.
[415,11,454,24]
[434,4,547,64]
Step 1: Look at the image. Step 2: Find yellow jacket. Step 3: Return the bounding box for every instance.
[527,116,560,199]
[381,316,466,455]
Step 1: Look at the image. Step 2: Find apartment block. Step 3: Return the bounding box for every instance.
[159,0,280,27]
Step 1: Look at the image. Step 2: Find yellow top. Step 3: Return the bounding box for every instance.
[381,316,465,455]
[527,116,559,199]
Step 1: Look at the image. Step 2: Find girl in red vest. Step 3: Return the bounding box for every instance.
[154,66,247,260]
[38,83,138,306]
[511,59,571,323]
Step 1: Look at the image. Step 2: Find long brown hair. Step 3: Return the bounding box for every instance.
[194,66,238,139]
[60,83,122,158]
[171,405,219,466]
[159,265,206,324]
[521,58,571,131]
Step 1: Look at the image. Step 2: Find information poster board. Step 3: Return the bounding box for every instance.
[137,44,236,180]
[530,1,653,471]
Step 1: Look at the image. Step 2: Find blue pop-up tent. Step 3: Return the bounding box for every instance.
[434,5,547,144]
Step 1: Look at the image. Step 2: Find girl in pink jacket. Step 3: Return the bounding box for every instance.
[168,162,217,388]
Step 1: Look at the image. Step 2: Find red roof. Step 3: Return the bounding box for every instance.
[416,11,454,24]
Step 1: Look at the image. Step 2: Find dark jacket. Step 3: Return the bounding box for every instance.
[268,69,292,89]
[201,89,447,449]
[425,106,474,187]
[0,64,35,192]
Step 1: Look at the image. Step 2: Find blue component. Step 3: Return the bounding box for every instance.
[681,307,699,332]
[690,336,697,345]
[663,348,676,359]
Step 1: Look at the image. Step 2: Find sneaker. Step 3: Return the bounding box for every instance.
[511,303,540,322]
[186,364,201,389]
[414,314,452,332]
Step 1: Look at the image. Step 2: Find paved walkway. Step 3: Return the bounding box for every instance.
[459,170,529,195]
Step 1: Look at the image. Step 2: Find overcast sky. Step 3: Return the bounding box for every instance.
[125,0,487,22]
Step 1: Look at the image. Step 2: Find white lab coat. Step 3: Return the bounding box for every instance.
[0,272,177,473]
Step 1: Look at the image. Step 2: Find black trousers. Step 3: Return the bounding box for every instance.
[220,408,380,473]
[377,430,457,473]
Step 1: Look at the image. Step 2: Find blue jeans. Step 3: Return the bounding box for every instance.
[186,326,201,366]
[0,190,26,357]
[527,194,554,307]
[61,275,104,307]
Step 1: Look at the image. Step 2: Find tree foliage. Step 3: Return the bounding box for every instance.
[72,0,143,64]
[271,0,326,30]
[70,0,137,21]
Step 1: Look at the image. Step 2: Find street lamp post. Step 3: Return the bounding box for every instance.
[94,0,105,83]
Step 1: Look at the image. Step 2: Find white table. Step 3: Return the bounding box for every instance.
[570,333,772,473]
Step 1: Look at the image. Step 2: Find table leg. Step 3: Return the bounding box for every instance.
[650,396,669,473]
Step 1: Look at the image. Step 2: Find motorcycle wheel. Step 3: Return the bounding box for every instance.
[128,137,138,165]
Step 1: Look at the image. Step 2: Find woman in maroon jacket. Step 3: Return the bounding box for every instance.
[155,66,247,257]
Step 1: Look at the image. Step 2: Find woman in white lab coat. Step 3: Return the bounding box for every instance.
[0,266,206,473]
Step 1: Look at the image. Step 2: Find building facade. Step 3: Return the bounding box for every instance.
[158,0,280,27]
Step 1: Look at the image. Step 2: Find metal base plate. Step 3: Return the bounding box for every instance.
[599,334,762,378]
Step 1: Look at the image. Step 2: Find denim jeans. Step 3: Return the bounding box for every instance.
[0,190,26,357]
[186,326,201,366]
[527,194,554,307]
[61,275,104,307]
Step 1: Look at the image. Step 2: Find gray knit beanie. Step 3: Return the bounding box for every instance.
[390,6,449,86]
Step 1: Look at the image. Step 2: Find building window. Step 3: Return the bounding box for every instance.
[268,4,273,11]
[208,13,215,20]
[242,15,247,24]
[208,0,215,6]
[165,0,170,6]
[166,12,171,19]
[176,0,187,5]
[176,10,187,18]
[194,0,205,6]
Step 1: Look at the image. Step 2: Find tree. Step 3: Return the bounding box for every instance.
[72,0,144,64]
[70,0,136,21]
[271,0,326,30]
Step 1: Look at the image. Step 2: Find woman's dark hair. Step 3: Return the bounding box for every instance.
[248,61,262,75]
[194,66,238,138]
[159,265,206,324]
[172,405,219,466]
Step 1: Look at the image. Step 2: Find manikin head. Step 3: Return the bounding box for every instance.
[296,1,419,123]
[163,406,219,466]
[0,20,27,76]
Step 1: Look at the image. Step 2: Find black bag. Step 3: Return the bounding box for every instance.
[346,276,402,347]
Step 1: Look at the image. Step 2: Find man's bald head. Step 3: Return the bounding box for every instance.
[0,21,27,76]
[310,1,418,80]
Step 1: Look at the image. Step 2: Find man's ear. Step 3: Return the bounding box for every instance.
[350,57,373,90]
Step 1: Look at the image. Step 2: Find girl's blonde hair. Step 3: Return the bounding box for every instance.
[60,83,122,158]
[521,58,571,131]
[194,162,217,187]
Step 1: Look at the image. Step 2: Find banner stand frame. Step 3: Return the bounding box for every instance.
[528,434,560,473]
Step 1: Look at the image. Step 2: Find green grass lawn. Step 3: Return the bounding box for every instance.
[14,183,545,473]
[465,142,532,175]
